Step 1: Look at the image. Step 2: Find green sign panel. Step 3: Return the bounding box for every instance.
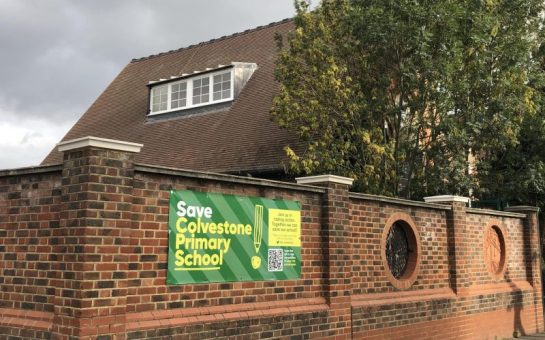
[167,190,301,284]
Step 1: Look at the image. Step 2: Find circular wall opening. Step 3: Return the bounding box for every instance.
[381,213,421,290]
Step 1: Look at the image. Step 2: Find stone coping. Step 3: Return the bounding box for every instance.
[0,164,62,177]
[423,195,470,204]
[135,163,327,194]
[349,192,452,211]
[296,174,354,186]
[57,136,143,153]
[505,206,540,213]
[466,207,525,219]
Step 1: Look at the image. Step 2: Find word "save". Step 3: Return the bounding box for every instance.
[176,200,213,218]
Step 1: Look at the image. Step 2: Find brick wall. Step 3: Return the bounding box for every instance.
[0,166,62,340]
[0,139,543,339]
[349,196,543,339]
[465,212,527,284]
[350,197,450,294]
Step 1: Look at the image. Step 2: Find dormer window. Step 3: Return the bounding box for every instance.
[147,63,256,116]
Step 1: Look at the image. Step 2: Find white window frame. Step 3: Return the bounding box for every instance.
[150,84,169,113]
[149,68,234,116]
[170,81,188,110]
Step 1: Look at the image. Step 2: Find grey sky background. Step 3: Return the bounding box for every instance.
[0,0,303,169]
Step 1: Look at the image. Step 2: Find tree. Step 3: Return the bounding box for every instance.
[478,39,545,208]
[272,0,545,200]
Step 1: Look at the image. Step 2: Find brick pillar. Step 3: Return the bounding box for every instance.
[296,174,353,339]
[424,195,470,293]
[505,206,544,331]
[52,137,142,339]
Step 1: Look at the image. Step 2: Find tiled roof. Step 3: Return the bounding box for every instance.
[42,19,299,175]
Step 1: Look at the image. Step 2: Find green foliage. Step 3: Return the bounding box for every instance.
[272,0,545,203]
[479,37,545,208]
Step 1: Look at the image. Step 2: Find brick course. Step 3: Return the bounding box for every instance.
[0,141,543,339]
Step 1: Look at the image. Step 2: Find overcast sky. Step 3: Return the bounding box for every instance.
[0,0,304,169]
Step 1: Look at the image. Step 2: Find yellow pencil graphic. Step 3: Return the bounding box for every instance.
[251,205,263,269]
[254,205,263,253]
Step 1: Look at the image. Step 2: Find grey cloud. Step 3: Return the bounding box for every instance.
[0,0,296,123]
[20,130,41,145]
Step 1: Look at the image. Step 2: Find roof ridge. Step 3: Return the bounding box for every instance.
[131,18,293,63]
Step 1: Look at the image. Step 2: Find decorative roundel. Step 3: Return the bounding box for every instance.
[483,221,507,279]
[381,213,421,290]
[386,222,410,279]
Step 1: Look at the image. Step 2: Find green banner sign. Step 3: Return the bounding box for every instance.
[167,190,301,284]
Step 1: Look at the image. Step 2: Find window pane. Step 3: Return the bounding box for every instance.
[192,76,210,104]
[170,81,187,110]
[211,71,231,101]
[151,85,168,112]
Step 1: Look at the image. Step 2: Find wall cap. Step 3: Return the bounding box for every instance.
[505,206,540,213]
[0,164,62,178]
[350,192,452,211]
[57,136,143,153]
[423,195,470,204]
[295,174,354,186]
[466,207,525,219]
[135,163,327,194]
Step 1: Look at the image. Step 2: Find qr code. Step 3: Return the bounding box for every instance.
[268,248,283,272]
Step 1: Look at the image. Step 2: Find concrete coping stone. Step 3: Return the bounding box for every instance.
[57,136,143,153]
[349,192,452,211]
[505,206,540,213]
[466,207,525,219]
[134,163,327,194]
[0,164,62,177]
[295,174,354,186]
[423,195,470,204]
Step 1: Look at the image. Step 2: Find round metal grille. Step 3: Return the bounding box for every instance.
[386,222,409,279]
